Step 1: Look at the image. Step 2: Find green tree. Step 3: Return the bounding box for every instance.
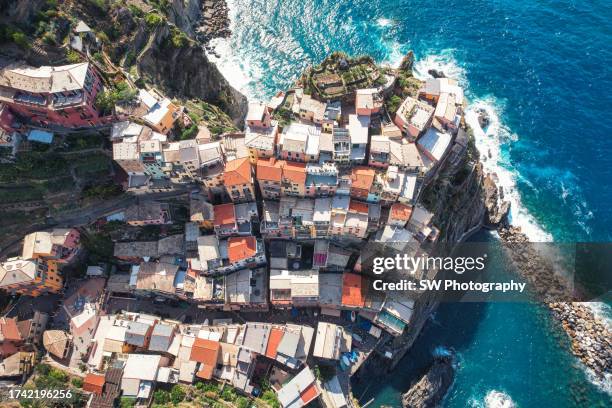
[71,377,84,388]
[153,389,170,405]
[170,385,186,405]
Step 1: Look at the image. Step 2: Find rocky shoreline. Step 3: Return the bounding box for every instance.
[498,226,611,380]
[401,355,455,408]
[196,0,232,53]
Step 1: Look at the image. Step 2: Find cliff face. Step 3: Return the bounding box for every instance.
[166,0,202,37]
[402,356,455,408]
[137,23,247,125]
[0,0,45,25]
[421,128,509,248]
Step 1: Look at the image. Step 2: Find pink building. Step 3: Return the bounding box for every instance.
[0,62,111,129]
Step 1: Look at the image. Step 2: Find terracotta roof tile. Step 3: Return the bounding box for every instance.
[190,338,220,379]
[281,161,306,184]
[349,199,369,214]
[0,318,21,342]
[300,383,320,404]
[227,236,257,263]
[265,328,284,359]
[390,203,413,221]
[224,158,252,187]
[342,273,365,307]
[83,373,105,394]
[256,158,283,182]
[213,203,235,227]
[350,166,375,191]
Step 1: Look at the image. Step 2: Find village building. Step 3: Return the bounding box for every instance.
[417,127,453,163]
[276,366,320,408]
[394,96,435,141]
[349,167,376,202]
[256,158,283,199]
[313,321,351,360]
[279,122,321,163]
[355,88,383,116]
[388,203,413,228]
[347,114,370,164]
[297,94,326,124]
[305,162,338,197]
[281,161,307,197]
[142,98,179,135]
[245,102,279,162]
[124,201,171,226]
[0,62,108,129]
[223,158,255,202]
[269,269,319,308]
[369,135,391,168]
[0,228,80,296]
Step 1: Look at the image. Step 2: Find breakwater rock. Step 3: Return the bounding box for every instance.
[548,302,611,379]
[401,356,455,408]
[498,227,611,380]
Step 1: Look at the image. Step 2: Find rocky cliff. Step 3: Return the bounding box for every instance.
[136,22,247,124]
[421,127,509,248]
[401,356,455,408]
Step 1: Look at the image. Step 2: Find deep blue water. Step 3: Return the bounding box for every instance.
[210,0,612,405]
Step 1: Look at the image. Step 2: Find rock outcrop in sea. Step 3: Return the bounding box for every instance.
[401,356,455,408]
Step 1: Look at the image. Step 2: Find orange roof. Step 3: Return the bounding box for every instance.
[281,161,306,184]
[300,383,320,404]
[227,236,257,263]
[342,273,365,307]
[256,158,283,182]
[265,328,285,359]
[224,158,252,186]
[214,203,236,227]
[83,373,105,394]
[196,365,215,380]
[190,338,220,379]
[0,318,21,342]
[349,199,369,214]
[350,167,375,190]
[390,203,413,221]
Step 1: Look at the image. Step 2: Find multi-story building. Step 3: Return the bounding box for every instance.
[297,94,326,124]
[368,135,391,168]
[347,114,370,164]
[393,96,435,141]
[332,126,351,164]
[244,102,278,163]
[355,88,383,117]
[142,98,179,135]
[256,158,283,199]
[223,158,255,203]
[0,62,108,129]
[280,161,307,197]
[0,229,80,296]
[349,167,376,201]
[305,163,338,197]
[197,142,225,195]
[139,138,166,179]
[278,122,321,163]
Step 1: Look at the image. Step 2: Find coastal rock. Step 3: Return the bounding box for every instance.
[477,108,491,129]
[401,356,455,408]
[483,174,510,227]
[399,51,415,72]
[137,24,247,124]
[428,69,446,79]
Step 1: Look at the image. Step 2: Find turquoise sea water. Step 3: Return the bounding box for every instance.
[209,0,612,405]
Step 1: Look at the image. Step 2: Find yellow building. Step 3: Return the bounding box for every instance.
[0,229,80,296]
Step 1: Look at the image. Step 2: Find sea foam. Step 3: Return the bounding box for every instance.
[414,51,552,242]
